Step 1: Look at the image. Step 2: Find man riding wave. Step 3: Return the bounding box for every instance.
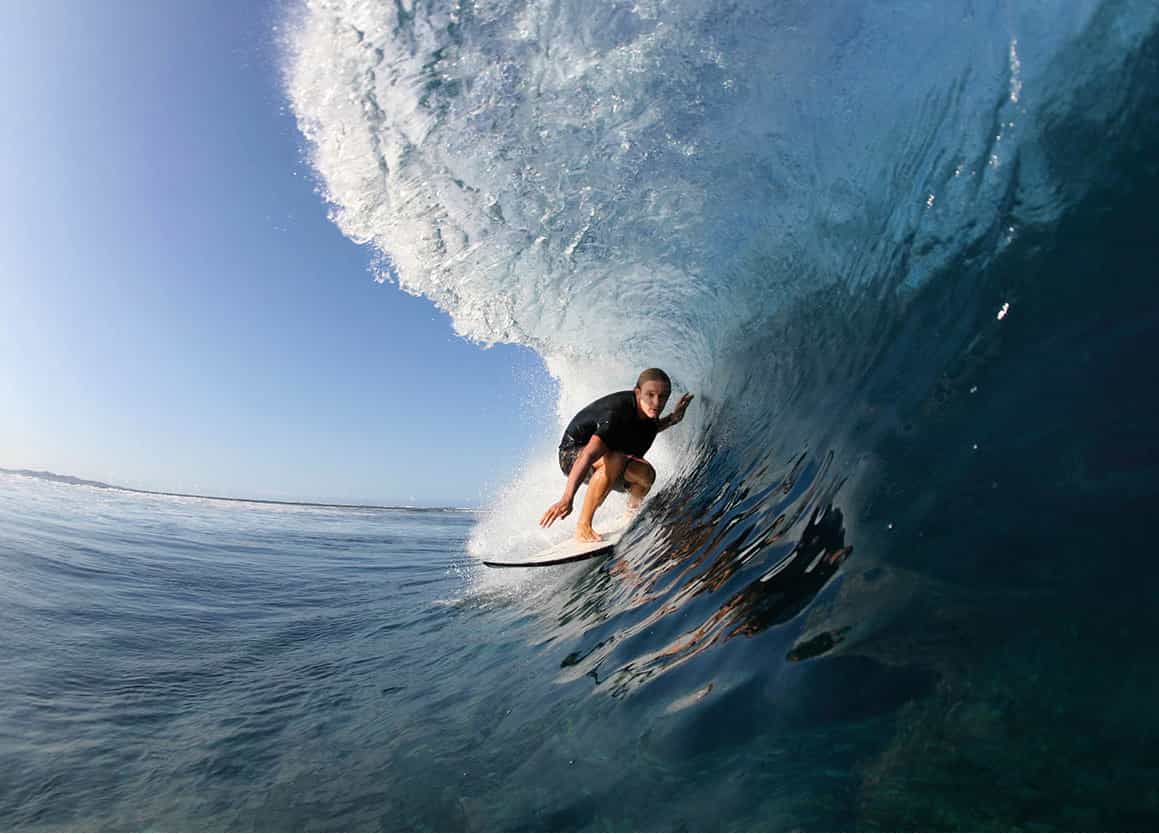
[539,368,694,541]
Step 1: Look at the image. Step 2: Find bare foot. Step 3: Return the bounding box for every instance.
[575,524,603,543]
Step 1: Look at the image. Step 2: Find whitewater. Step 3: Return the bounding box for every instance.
[2,0,1158,829]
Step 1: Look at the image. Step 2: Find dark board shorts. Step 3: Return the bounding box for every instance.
[558,445,644,494]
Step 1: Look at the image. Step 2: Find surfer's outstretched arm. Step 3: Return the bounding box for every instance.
[658,393,694,432]
[540,435,608,528]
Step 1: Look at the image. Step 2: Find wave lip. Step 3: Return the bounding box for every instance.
[284,0,1150,380]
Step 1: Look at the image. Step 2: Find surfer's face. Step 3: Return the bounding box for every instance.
[636,381,670,420]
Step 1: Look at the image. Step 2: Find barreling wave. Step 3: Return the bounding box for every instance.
[285,0,1159,699]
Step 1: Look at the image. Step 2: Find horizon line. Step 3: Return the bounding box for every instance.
[0,467,480,513]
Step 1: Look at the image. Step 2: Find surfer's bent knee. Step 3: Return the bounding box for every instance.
[628,457,655,486]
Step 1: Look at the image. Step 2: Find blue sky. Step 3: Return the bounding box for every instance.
[0,0,556,507]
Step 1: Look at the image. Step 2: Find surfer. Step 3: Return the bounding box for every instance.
[540,368,694,541]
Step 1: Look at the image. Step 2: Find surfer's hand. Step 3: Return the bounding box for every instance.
[540,498,573,528]
[673,393,694,420]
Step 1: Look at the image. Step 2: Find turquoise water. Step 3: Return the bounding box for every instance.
[0,475,482,829]
[1,474,867,830]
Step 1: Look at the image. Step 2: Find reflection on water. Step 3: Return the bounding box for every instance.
[552,442,854,698]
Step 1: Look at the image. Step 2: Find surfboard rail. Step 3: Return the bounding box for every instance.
[483,529,624,568]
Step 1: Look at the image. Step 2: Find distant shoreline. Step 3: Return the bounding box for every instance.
[0,468,478,514]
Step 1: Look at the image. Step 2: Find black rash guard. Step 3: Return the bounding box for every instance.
[559,390,659,458]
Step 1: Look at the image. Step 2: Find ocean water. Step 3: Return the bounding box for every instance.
[6,0,1159,829]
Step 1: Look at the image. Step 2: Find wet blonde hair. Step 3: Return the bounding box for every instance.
[635,368,671,390]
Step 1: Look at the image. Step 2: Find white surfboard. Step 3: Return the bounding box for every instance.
[484,528,625,568]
